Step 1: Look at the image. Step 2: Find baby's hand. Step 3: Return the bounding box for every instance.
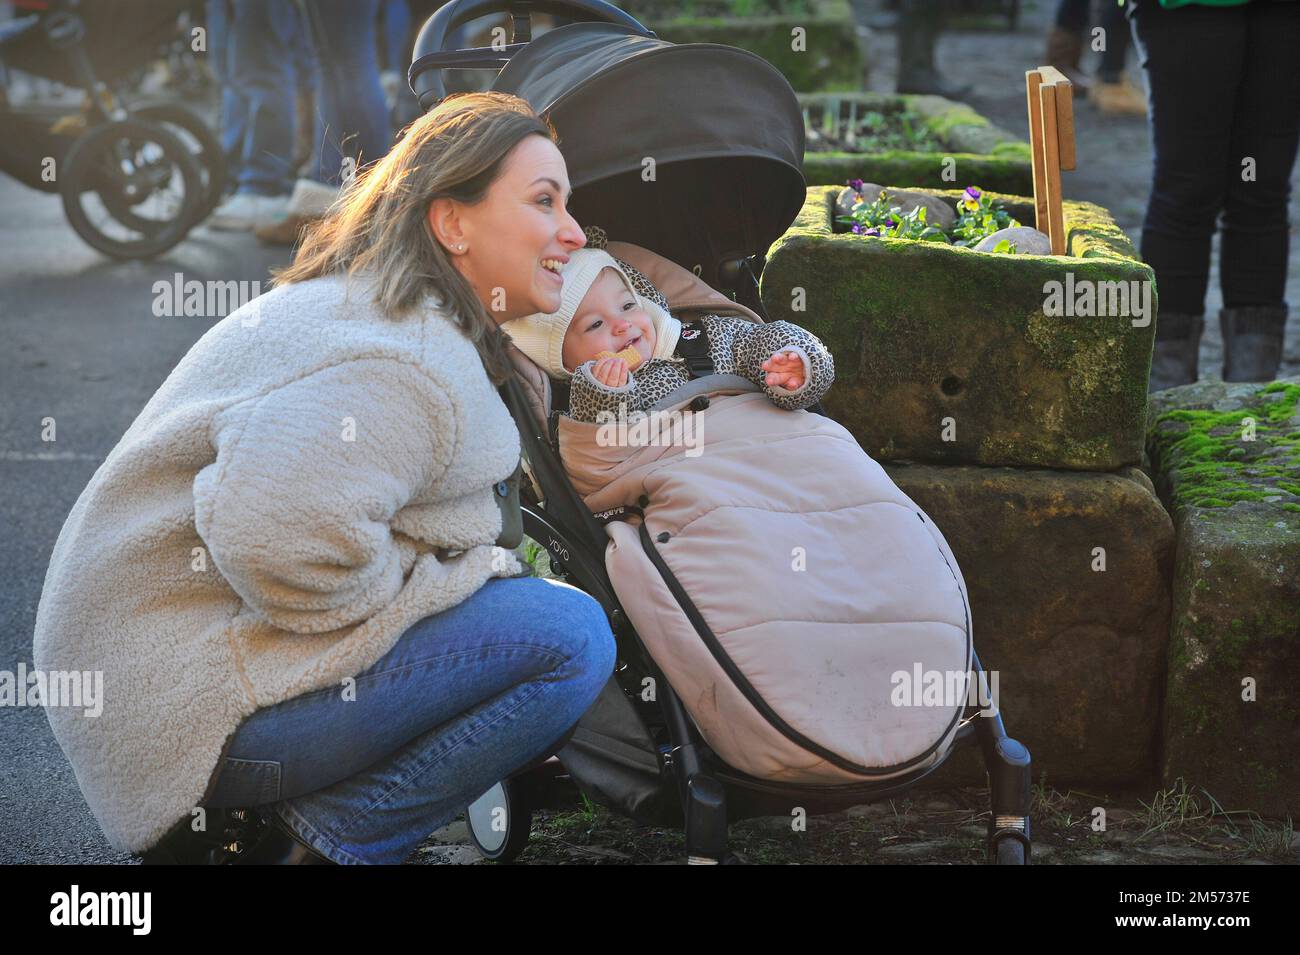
[761,349,805,390]
[590,355,630,388]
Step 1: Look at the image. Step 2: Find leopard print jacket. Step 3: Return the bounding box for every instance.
[568,226,835,423]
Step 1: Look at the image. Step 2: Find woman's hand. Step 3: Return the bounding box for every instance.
[761,349,805,390]
[591,355,630,388]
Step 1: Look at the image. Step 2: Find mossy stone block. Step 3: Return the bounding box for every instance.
[1146,377,1300,818]
[881,461,1175,787]
[762,185,1156,470]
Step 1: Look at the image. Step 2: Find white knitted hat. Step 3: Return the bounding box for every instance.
[501,248,677,380]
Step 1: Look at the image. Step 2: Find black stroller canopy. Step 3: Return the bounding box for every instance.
[493,21,806,284]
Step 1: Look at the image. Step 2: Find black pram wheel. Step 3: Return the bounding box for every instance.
[58,118,202,259]
[465,779,532,862]
[129,103,228,225]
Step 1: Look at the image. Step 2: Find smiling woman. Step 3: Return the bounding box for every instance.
[31,92,616,865]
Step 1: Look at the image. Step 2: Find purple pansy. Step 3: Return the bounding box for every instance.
[849,178,865,193]
[964,186,981,201]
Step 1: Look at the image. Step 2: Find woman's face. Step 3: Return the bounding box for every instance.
[431,135,587,323]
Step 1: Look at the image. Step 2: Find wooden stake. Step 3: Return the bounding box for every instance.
[1026,66,1076,255]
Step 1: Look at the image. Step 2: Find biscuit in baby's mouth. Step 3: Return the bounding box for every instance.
[595,345,644,370]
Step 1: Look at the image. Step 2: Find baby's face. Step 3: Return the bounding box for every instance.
[561,267,657,373]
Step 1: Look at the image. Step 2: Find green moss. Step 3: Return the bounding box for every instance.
[803,152,1033,193]
[1146,383,1300,513]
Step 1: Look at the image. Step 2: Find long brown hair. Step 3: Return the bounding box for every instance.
[271,91,559,386]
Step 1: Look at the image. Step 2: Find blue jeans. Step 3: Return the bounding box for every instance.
[301,0,394,185]
[208,0,302,196]
[202,575,617,864]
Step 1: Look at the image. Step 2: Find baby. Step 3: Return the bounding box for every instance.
[501,228,834,423]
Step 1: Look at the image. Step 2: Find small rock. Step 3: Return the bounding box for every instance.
[414,845,483,865]
[837,183,956,231]
[845,802,892,819]
[974,226,1052,255]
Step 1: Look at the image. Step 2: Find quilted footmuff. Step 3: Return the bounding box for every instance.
[558,382,974,785]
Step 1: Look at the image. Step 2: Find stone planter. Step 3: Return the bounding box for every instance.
[801,92,1034,194]
[641,0,864,93]
[761,184,1156,471]
[1145,377,1300,818]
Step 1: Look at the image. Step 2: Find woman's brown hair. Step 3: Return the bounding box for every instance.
[271,91,559,386]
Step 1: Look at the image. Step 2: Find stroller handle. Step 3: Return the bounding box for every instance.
[409,0,652,111]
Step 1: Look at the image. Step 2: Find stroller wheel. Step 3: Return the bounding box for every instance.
[129,103,228,225]
[465,780,532,863]
[59,118,203,260]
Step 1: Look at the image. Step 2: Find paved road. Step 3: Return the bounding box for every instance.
[0,178,289,863]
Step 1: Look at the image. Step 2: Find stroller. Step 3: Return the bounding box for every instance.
[407,0,1034,865]
[0,0,224,258]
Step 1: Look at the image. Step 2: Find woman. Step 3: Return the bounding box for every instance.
[1131,0,1300,391]
[31,92,613,865]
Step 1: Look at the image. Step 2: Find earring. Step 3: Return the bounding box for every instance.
[456,243,464,251]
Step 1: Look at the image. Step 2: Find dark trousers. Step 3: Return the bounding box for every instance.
[1055,0,1130,81]
[1128,0,1300,327]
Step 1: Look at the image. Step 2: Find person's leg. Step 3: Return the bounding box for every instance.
[226,0,297,197]
[204,575,617,864]
[1092,0,1146,114]
[1216,0,1300,380]
[204,0,245,186]
[1130,0,1246,389]
[1097,0,1130,83]
[303,0,393,184]
[895,0,971,99]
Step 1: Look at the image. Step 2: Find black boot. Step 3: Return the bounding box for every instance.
[1220,305,1288,383]
[232,811,338,865]
[140,808,266,864]
[1148,312,1204,393]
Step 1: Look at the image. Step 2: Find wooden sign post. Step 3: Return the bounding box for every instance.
[1025,65,1076,255]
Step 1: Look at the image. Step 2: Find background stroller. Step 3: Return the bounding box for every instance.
[408,0,1034,865]
[0,0,224,258]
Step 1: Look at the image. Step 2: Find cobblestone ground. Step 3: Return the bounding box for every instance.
[857,0,1300,382]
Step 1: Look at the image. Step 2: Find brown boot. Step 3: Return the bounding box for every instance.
[1091,76,1148,116]
[1045,26,1092,94]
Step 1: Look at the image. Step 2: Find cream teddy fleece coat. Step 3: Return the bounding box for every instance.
[31,270,524,855]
